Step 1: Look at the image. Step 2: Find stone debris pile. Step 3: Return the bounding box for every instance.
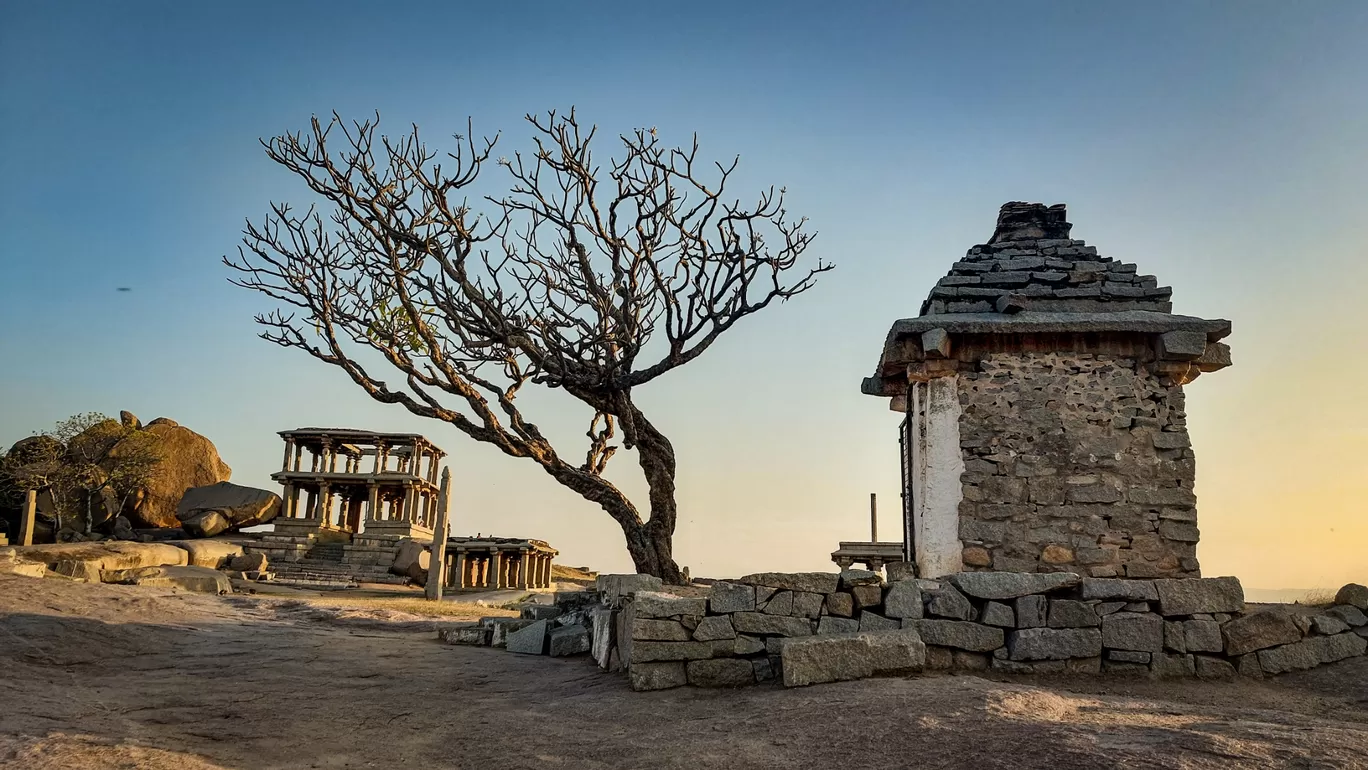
[438,588,605,657]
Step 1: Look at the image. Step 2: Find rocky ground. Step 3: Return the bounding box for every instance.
[3,574,1368,769]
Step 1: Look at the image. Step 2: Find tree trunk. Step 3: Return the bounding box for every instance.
[619,515,685,584]
[620,402,685,584]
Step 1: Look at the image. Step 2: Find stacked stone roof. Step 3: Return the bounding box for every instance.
[920,202,1173,317]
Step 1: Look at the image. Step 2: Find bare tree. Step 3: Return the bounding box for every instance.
[225,109,830,582]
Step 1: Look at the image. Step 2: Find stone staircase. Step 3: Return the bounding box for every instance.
[265,541,411,589]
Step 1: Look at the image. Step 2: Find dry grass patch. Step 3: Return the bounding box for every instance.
[301,594,520,620]
[1299,588,1339,607]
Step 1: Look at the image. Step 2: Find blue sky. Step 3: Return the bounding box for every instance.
[2,1,1365,588]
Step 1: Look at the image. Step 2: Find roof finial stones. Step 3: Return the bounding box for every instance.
[989,202,1071,244]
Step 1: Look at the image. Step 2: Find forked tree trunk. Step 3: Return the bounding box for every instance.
[619,510,685,584]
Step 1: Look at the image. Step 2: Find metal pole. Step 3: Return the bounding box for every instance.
[424,468,453,601]
[870,492,878,542]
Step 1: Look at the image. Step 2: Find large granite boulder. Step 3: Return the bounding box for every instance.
[391,539,429,581]
[175,482,281,537]
[123,418,232,528]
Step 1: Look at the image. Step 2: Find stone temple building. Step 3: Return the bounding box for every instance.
[861,202,1232,580]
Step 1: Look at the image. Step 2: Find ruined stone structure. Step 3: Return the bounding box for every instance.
[440,537,558,590]
[862,203,1233,579]
[271,428,446,540]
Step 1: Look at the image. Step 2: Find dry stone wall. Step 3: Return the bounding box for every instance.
[957,353,1198,578]
[435,571,1368,691]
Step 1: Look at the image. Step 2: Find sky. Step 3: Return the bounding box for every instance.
[1,1,1365,591]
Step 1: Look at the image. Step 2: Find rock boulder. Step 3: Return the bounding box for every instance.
[1336,583,1368,611]
[390,539,429,581]
[175,482,281,537]
[123,419,232,528]
[167,539,244,568]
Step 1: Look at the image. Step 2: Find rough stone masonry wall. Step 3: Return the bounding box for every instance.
[957,352,1200,578]
[434,571,1368,691]
[615,572,1368,689]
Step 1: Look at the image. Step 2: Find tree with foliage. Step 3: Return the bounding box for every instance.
[0,413,162,535]
[225,109,829,582]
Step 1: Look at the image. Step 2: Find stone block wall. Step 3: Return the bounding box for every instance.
[436,571,1368,691]
[957,352,1199,578]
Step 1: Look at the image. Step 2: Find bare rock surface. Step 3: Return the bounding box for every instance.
[100,565,231,594]
[1,541,188,571]
[4,575,1368,768]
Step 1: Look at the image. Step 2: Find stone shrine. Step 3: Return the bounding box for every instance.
[861,202,1233,579]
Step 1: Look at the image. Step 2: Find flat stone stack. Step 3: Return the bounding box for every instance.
[919,202,1172,316]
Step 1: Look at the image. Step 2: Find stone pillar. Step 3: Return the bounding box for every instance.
[319,484,333,527]
[425,468,452,601]
[282,484,297,518]
[281,439,295,473]
[303,488,317,520]
[477,557,489,588]
[515,552,529,589]
[495,552,511,588]
[346,497,364,532]
[19,489,36,546]
[907,377,967,578]
[310,448,320,473]
[365,484,379,522]
[451,550,465,589]
[293,442,304,472]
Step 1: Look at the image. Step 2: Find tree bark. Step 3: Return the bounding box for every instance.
[617,398,684,583]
